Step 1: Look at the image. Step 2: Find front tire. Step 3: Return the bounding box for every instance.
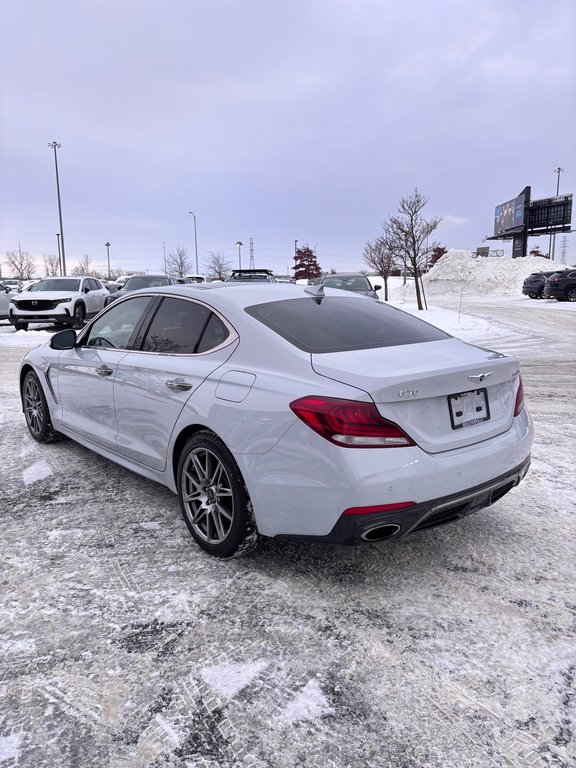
[73,302,86,329]
[177,431,260,558]
[14,321,29,331]
[22,371,62,442]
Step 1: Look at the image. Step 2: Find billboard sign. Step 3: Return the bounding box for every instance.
[494,188,529,235]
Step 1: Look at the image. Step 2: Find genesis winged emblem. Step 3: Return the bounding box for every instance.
[468,371,493,384]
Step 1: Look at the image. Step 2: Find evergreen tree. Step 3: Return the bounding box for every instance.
[293,245,322,281]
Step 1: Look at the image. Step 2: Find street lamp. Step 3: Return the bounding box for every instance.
[188,211,199,274]
[105,241,111,279]
[162,241,167,275]
[235,241,243,269]
[56,233,62,275]
[48,141,67,276]
[551,167,564,260]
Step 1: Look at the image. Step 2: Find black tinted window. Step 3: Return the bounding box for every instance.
[141,297,225,354]
[245,297,450,353]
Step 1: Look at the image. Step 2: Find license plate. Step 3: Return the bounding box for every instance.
[448,388,490,430]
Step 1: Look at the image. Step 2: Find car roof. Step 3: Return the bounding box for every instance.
[119,281,370,315]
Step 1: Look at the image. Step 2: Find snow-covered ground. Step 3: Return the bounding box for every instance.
[0,255,574,767]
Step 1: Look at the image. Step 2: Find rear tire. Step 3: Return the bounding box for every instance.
[177,431,260,558]
[565,287,576,302]
[22,370,63,442]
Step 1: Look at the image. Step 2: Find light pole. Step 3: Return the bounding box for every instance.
[48,141,67,275]
[162,241,167,275]
[56,233,62,275]
[188,211,199,274]
[235,241,243,269]
[551,167,564,260]
[105,241,111,279]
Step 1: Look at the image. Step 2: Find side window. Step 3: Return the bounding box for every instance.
[91,278,102,290]
[196,313,230,353]
[141,297,226,354]
[83,296,153,349]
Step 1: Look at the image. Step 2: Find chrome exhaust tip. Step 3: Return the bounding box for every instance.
[361,523,401,542]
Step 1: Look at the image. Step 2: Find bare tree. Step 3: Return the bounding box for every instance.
[5,248,37,279]
[166,246,192,278]
[363,235,396,301]
[382,189,441,310]
[205,251,231,281]
[43,253,61,276]
[70,255,93,276]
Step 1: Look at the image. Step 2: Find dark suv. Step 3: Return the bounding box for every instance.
[522,270,560,299]
[542,269,576,301]
[226,269,276,282]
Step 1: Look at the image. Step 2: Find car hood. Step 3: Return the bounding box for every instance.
[15,291,78,300]
[311,338,520,454]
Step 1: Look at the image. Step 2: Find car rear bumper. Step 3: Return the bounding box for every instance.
[280,455,531,545]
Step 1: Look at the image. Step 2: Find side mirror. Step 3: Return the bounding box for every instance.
[50,328,77,350]
[4,287,9,294]
[374,285,382,291]
[83,286,90,293]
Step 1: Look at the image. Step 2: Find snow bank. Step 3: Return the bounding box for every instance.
[423,250,556,297]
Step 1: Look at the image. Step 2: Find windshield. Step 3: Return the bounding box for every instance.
[31,278,81,292]
[124,276,170,290]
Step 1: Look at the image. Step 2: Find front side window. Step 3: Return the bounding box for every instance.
[83,296,154,349]
[245,297,450,353]
[140,297,230,354]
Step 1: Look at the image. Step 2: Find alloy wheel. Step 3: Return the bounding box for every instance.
[181,446,235,544]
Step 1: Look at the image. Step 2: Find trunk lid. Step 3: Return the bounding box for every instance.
[311,338,520,453]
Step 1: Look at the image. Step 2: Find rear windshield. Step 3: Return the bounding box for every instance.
[124,276,171,290]
[245,297,450,353]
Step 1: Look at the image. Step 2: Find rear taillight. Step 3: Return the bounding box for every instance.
[513,376,525,416]
[289,396,415,447]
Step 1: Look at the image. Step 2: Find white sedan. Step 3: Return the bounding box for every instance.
[18,282,533,558]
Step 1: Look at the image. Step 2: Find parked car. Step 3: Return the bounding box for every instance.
[541,268,576,301]
[19,282,533,559]
[0,282,11,320]
[9,276,109,330]
[3,278,22,292]
[105,274,179,304]
[19,279,41,292]
[185,274,208,284]
[312,273,381,299]
[226,269,276,282]
[521,271,560,299]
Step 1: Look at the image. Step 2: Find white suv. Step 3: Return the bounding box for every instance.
[9,276,109,331]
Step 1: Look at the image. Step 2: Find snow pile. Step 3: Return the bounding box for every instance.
[422,250,555,297]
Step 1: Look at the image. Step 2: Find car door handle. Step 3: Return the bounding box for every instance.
[165,378,192,391]
[96,365,114,377]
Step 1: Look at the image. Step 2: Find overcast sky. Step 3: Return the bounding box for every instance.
[1,0,575,277]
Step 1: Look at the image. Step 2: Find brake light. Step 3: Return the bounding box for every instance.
[289,396,415,447]
[513,376,525,416]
